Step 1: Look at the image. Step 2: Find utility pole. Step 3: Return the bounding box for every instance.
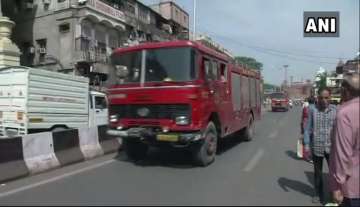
[283,65,289,87]
[193,0,197,40]
[279,65,289,92]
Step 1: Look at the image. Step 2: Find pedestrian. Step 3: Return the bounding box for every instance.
[329,73,360,207]
[304,88,337,204]
[301,96,315,162]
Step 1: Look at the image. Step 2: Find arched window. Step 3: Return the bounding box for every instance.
[81,19,93,38]
[108,29,120,50]
[95,24,108,63]
[80,19,93,51]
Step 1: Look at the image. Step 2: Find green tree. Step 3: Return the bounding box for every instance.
[318,72,328,94]
[234,56,263,71]
[263,83,278,91]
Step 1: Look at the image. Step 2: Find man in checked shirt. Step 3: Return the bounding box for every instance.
[304,87,337,204]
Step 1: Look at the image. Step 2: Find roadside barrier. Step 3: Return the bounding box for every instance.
[0,137,29,182]
[0,126,120,183]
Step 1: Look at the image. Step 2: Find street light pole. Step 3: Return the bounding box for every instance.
[279,65,289,91]
[193,0,197,40]
[283,65,289,87]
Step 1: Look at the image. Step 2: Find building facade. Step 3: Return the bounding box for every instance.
[3,0,182,87]
[150,1,189,40]
[287,80,313,99]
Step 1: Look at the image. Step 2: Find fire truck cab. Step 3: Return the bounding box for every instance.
[107,41,261,166]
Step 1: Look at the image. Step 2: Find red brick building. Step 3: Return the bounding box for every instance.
[286,80,313,99]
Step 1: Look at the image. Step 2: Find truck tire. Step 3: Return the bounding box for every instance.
[123,140,148,161]
[243,115,255,141]
[193,122,218,167]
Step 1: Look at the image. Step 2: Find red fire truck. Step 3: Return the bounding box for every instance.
[107,40,261,166]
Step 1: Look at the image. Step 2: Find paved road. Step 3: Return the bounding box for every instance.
[0,107,329,206]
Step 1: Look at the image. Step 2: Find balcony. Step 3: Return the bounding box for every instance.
[75,37,109,64]
[81,0,126,23]
[75,50,109,64]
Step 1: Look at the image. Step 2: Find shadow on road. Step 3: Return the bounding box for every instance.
[217,134,247,155]
[278,171,332,203]
[114,148,195,169]
[114,134,247,168]
[305,171,332,203]
[285,150,303,161]
[278,177,314,197]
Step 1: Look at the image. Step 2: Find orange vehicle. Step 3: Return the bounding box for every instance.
[270,92,290,112]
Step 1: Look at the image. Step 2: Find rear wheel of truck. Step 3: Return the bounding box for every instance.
[123,140,148,161]
[243,115,255,142]
[193,122,218,167]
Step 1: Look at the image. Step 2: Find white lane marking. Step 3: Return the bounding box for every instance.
[0,159,115,199]
[243,149,265,172]
[268,131,279,139]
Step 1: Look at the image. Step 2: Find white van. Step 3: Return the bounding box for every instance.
[0,66,108,137]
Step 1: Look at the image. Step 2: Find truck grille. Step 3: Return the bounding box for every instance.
[110,104,191,119]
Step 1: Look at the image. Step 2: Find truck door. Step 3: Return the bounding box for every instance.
[203,58,219,103]
[203,57,231,137]
[92,95,108,127]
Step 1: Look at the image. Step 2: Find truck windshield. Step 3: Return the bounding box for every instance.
[270,93,287,99]
[110,47,197,85]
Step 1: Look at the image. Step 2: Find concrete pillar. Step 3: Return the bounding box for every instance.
[0,16,20,68]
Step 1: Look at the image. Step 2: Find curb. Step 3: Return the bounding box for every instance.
[0,125,120,183]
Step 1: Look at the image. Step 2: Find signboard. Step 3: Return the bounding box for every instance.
[87,0,126,23]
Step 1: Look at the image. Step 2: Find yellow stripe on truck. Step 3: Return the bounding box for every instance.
[29,118,43,123]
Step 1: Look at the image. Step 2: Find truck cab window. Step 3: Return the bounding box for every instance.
[204,58,214,80]
[220,63,227,82]
[212,60,219,80]
[95,96,107,109]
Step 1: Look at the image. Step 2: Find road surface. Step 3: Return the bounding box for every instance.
[0,107,329,206]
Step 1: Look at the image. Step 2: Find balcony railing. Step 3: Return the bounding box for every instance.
[85,0,126,23]
[75,50,109,64]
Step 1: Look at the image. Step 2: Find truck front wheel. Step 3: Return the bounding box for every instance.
[192,122,218,167]
[243,115,255,141]
[123,140,148,161]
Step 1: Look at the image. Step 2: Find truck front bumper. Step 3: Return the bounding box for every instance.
[107,128,203,146]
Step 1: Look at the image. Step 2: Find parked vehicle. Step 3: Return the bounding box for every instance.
[289,100,293,108]
[293,98,303,106]
[270,92,289,111]
[0,66,108,137]
[106,40,261,166]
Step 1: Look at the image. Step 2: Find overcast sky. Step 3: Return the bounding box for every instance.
[140,0,359,85]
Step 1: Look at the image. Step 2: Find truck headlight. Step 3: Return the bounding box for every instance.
[175,116,189,125]
[110,115,118,123]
